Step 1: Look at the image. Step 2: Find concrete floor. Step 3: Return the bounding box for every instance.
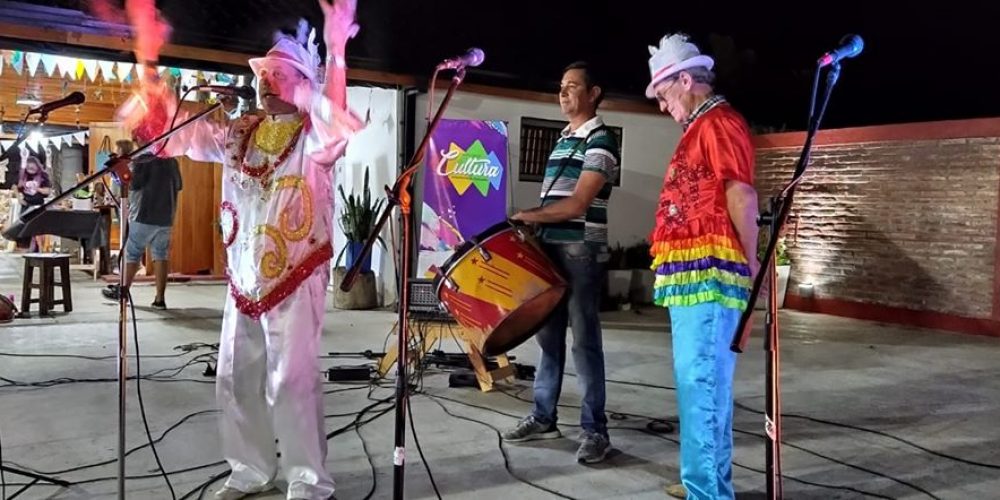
[1,253,999,499]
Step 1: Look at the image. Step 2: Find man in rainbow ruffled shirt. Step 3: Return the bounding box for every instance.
[644,33,761,500]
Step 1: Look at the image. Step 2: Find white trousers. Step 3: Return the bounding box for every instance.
[216,270,334,499]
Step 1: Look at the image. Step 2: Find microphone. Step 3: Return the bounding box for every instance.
[818,34,864,67]
[186,85,256,100]
[437,48,485,70]
[27,92,86,116]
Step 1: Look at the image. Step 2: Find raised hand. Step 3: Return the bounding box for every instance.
[318,0,359,53]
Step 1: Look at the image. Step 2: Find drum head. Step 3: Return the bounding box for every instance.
[433,220,515,293]
[480,283,566,356]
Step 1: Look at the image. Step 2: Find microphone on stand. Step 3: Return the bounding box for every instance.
[437,48,485,70]
[184,85,256,99]
[27,92,86,116]
[818,34,864,67]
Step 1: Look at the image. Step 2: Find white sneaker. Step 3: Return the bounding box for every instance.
[213,484,273,500]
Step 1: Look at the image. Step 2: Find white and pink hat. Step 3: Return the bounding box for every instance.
[645,33,715,98]
[249,19,322,84]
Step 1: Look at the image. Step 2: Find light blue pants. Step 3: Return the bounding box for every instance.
[669,302,740,500]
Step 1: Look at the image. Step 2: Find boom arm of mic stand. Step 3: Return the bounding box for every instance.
[0,117,40,164]
[1,104,221,242]
[340,68,467,292]
[730,62,841,353]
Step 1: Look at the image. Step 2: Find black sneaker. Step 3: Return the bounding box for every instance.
[151,300,167,310]
[576,431,611,464]
[102,285,121,300]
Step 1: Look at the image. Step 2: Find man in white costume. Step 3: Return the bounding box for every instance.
[122,1,362,498]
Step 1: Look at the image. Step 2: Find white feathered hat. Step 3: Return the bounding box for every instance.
[249,19,322,84]
[645,33,714,99]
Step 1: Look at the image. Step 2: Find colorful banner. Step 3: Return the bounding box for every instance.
[417,119,510,278]
[0,49,237,85]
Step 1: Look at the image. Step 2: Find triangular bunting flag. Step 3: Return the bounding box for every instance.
[74,59,85,80]
[40,54,58,77]
[56,56,75,79]
[98,60,116,81]
[116,62,134,81]
[24,52,41,77]
[82,59,99,82]
[73,132,87,145]
[24,138,39,153]
[10,51,24,74]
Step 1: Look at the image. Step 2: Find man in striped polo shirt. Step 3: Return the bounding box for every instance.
[503,61,620,464]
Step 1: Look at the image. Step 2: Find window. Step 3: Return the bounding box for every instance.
[518,117,622,186]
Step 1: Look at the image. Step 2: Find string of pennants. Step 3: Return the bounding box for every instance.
[0,49,236,85]
[0,131,90,154]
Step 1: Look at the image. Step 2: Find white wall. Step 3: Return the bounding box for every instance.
[333,86,402,306]
[413,91,682,248]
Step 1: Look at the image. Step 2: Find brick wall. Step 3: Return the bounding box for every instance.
[754,119,1000,333]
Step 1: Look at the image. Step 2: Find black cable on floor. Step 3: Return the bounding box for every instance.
[129,292,177,499]
[355,420,378,500]
[498,385,933,498]
[630,426,897,500]
[422,393,577,500]
[0,351,218,389]
[3,410,219,477]
[426,392,903,500]
[406,393,442,499]
[1,419,6,500]
[731,426,939,499]
[582,372,1000,473]
[0,351,194,361]
[734,401,1000,471]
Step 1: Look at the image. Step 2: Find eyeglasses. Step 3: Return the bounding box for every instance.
[654,77,680,103]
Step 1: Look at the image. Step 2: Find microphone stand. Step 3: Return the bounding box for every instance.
[340,66,468,500]
[730,61,845,500]
[3,104,220,500]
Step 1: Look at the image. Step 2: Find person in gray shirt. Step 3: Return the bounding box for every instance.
[102,147,183,310]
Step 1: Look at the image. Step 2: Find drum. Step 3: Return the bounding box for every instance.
[0,293,17,323]
[434,221,566,356]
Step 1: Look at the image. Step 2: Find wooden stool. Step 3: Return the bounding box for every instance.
[20,253,73,317]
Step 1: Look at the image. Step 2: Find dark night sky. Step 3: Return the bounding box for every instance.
[16,0,1000,131]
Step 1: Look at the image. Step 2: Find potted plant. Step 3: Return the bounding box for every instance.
[337,166,386,274]
[603,243,631,310]
[625,240,654,305]
[333,167,386,310]
[755,234,792,309]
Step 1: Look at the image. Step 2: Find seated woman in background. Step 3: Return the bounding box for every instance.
[15,155,52,251]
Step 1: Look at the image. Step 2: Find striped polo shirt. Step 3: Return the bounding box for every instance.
[538,116,621,244]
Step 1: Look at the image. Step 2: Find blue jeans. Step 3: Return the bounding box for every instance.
[669,302,740,500]
[125,221,172,263]
[531,241,608,435]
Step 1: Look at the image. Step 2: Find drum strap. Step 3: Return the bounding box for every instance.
[539,125,606,207]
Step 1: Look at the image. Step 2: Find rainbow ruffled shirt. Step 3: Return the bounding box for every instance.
[650,99,756,311]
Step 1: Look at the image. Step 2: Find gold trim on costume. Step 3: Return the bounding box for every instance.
[255,225,289,279]
[275,176,313,242]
